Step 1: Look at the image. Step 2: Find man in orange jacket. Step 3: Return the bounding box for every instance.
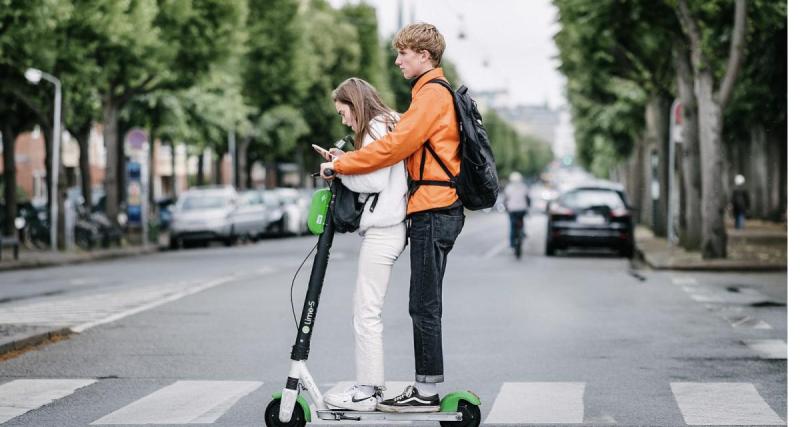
[320,23,463,413]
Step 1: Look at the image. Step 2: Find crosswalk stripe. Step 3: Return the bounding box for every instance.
[90,380,261,425]
[743,339,787,359]
[485,382,585,424]
[671,382,785,425]
[0,379,96,423]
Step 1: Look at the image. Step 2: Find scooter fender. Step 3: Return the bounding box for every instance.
[440,390,481,412]
[272,391,311,422]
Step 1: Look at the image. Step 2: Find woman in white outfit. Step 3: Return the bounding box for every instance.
[322,78,407,412]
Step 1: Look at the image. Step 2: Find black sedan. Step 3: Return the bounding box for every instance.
[545,185,635,257]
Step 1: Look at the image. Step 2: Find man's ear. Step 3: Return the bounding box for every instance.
[420,49,432,63]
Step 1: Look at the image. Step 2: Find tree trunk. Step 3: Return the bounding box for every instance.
[197,149,205,186]
[214,151,224,185]
[2,125,17,236]
[747,124,769,219]
[237,138,251,190]
[673,45,703,250]
[103,98,120,222]
[170,140,177,197]
[645,96,670,237]
[77,125,92,209]
[149,135,156,211]
[694,72,727,258]
[634,136,653,227]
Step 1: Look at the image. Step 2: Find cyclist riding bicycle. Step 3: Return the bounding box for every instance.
[503,171,530,249]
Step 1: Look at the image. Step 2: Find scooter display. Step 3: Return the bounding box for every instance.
[264,169,481,427]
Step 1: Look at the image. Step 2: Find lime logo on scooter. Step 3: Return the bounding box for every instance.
[302,301,315,334]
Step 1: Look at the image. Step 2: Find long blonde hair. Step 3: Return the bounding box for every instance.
[332,78,397,150]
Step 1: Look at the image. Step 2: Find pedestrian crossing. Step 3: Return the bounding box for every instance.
[0,378,785,425]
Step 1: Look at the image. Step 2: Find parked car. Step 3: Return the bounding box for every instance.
[169,186,238,249]
[274,187,309,236]
[230,190,270,242]
[261,190,285,236]
[545,183,635,257]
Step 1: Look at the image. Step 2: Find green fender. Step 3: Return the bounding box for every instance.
[271,392,312,422]
[440,390,481,412]
[307,188,331,235]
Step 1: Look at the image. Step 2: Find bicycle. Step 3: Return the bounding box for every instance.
[509,211,525,259]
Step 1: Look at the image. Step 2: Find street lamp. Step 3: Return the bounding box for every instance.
[24,67,61,251]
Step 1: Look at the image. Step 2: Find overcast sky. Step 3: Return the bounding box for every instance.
[326,0,566,108]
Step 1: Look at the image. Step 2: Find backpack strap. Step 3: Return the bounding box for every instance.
[408,79,460,195]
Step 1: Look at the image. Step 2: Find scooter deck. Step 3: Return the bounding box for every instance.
[317,409,462,422]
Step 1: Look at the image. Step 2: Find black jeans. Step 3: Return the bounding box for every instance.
[408,206,465,383]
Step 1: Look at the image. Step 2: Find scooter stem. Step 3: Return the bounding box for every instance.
[290,187,336,361]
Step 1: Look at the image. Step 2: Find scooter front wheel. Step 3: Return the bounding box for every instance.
[264,398,306,427]
[440,400,481,427]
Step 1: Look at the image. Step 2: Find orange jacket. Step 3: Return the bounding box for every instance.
[334,68,461,215]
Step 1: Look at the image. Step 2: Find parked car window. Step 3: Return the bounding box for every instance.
[560,189,624,210]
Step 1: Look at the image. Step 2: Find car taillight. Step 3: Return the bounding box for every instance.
[549,203,574,216]
[611,208,629,218]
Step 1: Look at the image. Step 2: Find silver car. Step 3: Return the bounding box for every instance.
[169,187,238,248]
[230,190,271,241]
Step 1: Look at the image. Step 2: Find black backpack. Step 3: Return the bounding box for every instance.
[330,179,378,233]
[409,79,500,210]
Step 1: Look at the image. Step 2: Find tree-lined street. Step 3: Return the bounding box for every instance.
[0,211,787,425]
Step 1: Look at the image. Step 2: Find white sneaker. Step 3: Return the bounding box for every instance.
[324,385,381,411]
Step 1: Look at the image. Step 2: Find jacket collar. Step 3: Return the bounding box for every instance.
[411,68,445,98]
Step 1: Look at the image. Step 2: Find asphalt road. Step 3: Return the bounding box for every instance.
[0,212,787,426]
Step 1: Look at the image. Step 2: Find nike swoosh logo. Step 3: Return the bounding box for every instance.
[352,395,374,403]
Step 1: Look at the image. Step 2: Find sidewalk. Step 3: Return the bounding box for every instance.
[635,220,787,271]
[0,244,160,273]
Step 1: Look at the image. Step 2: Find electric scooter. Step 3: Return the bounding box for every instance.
[264,169,481,426]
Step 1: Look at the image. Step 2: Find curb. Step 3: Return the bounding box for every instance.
[635,246,787,272]
[0,326,74,359]
[0,246,160,273]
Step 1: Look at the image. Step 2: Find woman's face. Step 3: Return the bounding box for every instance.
[335,101,356,130]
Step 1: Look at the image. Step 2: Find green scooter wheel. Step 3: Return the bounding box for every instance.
[264,398,306,427]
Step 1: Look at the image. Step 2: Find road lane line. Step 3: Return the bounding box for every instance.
[0,379,96,423]
[485,382,585,424]
[483,241,508,259]
[743,339,787,359]
[671,382,785,425]
[671,276,697,286]
[90,380,261,425]
[71,275,236,333]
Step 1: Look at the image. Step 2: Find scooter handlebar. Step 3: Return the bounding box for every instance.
[323,168,335,178]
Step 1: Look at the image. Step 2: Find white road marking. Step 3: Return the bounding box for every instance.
[91,380,261,425]
[671,382,785,425]
[0,379,96,423]
[483,241,508,259]
[743,339,787,359]
[0,275,238,334]
[671,276,698,286]
[485,382,585,424]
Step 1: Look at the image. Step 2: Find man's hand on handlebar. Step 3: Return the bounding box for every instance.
[319,162,335,180]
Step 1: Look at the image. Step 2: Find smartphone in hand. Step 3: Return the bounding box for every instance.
[312,144,334,161]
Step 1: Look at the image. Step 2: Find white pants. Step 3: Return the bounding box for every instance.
[353,222,406,387]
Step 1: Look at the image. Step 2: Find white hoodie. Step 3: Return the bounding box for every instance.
[339,115,407,233]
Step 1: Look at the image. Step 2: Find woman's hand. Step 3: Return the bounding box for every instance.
[319,162,336,180]
[328,148,345,159]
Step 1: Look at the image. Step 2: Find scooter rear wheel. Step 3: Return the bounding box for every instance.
[264,398,306,427]
[440,400,481,427]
